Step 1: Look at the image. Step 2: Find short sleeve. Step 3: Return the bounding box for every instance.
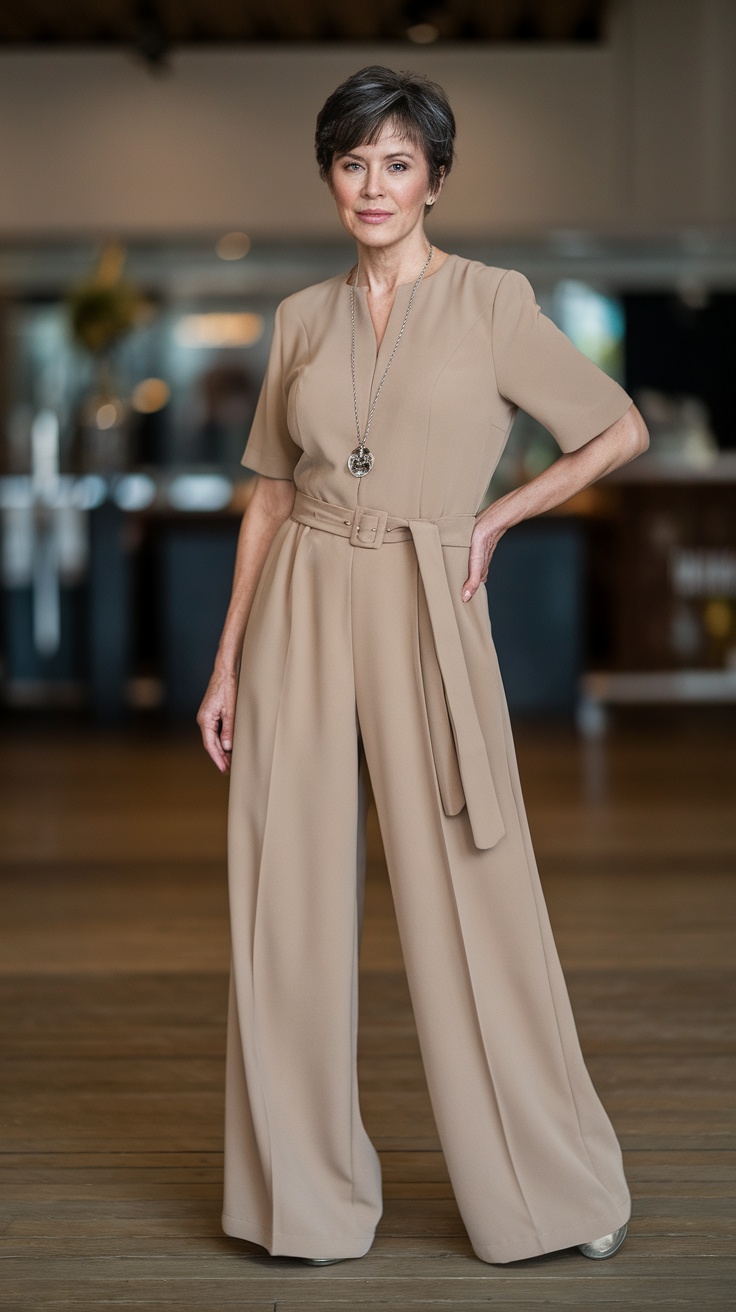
[491,269,633,454]
[241,300,304,479]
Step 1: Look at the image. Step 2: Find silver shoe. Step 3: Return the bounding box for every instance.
[578,1222,628,1259]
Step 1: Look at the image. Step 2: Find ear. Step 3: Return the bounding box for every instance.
[427,164,446,206]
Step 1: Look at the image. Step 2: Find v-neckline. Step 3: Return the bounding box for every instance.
[349,252,456,358]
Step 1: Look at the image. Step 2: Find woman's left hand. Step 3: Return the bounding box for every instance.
[461,508,506,602]
[460,404,650,604]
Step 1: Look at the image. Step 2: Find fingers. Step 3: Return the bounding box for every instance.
[210,729,231,774]
[197,704,232,774]
[220,707,234,754]
[462,536,488,601]
[200,721,229,773]
[462,527,499,599]
[197,673,238,773]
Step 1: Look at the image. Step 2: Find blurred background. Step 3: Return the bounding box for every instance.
[1,2,734,1307]
[1,0,735,725]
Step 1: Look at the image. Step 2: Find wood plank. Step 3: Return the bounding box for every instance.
[1,1266,735,1303]
[0,722,734,1307]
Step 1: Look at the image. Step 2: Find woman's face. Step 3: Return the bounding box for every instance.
[329,123,439,250]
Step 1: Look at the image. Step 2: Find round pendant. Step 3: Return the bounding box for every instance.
[347,445,374,477]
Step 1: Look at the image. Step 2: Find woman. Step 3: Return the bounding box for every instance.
[198,65,648,1267]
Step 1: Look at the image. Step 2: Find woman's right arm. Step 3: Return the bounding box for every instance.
[197,474,296,773]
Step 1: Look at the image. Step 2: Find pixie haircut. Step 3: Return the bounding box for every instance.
[315,64,456,199]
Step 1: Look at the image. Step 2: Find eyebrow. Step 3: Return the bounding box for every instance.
[339,149,416,161]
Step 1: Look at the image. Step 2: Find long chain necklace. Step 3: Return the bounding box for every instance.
[347,243,433,477]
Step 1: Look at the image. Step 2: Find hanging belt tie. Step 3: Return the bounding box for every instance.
[290,490,506,852]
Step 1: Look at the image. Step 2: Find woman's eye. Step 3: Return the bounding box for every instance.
[389,162,408,172]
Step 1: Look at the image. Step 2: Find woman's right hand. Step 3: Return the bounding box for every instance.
[197,668,238,774]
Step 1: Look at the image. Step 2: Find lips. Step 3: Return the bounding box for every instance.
[357,210,394,222]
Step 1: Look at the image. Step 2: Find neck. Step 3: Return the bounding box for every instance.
[352,231,433,294]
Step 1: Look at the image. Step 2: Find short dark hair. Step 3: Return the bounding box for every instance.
[315,65,456,199]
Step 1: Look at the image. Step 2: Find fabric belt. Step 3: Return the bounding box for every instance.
[290,490,505,851]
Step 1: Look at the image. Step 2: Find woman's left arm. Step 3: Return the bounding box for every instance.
[462,401,649,602]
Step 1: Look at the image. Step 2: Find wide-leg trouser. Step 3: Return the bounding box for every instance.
[222,520,631,1264]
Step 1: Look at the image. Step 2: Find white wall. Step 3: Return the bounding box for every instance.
[626,0,736,227]
[0,0,733,239]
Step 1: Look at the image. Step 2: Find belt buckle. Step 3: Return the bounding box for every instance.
[349,506,387,548]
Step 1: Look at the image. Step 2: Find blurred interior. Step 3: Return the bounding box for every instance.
[1,1,734,1304]
[2,2,736,725]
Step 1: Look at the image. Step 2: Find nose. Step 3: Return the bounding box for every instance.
[361,167,384,198]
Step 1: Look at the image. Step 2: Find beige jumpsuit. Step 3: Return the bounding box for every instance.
[222,254,633,1264]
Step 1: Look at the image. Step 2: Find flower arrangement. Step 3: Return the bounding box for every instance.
[68,241,150,355]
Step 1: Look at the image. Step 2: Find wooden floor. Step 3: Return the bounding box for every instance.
[0,711,734,1309]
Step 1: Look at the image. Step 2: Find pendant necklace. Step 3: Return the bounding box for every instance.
[347,243,433,477]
